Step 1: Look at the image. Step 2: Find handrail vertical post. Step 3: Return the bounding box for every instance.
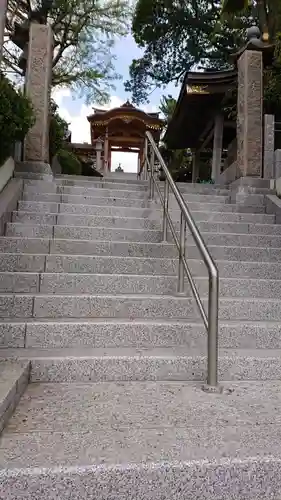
[162,178,169,241]
[144,138,148,181]
[207,271,219,386]
[149,148,155,200]
[177,212,186,294]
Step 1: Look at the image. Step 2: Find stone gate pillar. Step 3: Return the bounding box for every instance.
[24,22,53,166]
[229,26,274,206]
[211,113,224,183]
[236,46,263,178]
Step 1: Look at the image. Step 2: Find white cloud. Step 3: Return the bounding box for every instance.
[52,88,157,172]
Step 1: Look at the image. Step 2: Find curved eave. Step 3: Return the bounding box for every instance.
[87,108,163,127]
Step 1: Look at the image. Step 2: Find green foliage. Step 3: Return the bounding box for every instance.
[49,100,69,161]
[57,149,82,175]
[0,74,35,165]
[158,95,192,182]
[126,0,251,103]
[4,0,131,104]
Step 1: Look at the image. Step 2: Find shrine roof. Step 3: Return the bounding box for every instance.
[164,68,237,150]
[88,100,163,127]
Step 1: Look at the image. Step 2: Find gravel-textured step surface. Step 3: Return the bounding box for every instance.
[2,173,281,499]
[9,222,281,247]
[13,210,281,235]
[2,293,281,321]
[3,236,281,262]
[18,200,276,224]
[2,347,281,382]
[0,318,280,350]
[0,271,275,298]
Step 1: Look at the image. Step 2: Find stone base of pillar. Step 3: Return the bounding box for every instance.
[229,176,274,208]
[14,161,53,181]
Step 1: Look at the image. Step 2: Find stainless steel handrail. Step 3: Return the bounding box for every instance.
[139,131,219,387]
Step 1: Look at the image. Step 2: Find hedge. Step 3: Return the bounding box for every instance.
[0,74,34,165]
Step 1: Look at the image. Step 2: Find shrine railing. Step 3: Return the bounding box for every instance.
[139,131,219,387]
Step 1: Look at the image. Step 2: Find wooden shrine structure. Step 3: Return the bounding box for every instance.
[69,101,163,174]
[164,69,238,183]
[87,101,163,173]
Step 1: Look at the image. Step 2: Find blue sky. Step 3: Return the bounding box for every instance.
[54,33,179,172]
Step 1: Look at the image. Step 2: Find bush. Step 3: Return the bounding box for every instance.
[57,149,82,175]
[0,74,34,164]
[49,99,69,161]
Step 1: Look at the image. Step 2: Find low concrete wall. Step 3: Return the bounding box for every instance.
[218,161,238,186]
[0,157,15,193]
[0,177,23,235]
[265,194,281,223]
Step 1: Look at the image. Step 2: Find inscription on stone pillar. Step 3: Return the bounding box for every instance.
[24,23,53,163]
[237,50,263,177]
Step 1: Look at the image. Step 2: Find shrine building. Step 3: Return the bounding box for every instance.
[68,101,164,174]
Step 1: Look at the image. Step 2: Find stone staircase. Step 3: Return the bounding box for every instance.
[1,172,281,498]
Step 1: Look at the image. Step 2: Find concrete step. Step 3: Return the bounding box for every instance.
[49,238,281,261]
[0,272,39,293]
[0,359,30,433]
[2,253,281,279]
[13,211,281,237]
[12,211,281,236]
[6,223,163,242]
[54,177,226,193]
[0,272,275,298]
[55,176,228,193]
[13,212,58,225]
[22,191,152,209]
[54,185,230,203]
[23,181,57,194]
[57,185,151,200]
[6,223,54,239]
[2,236,281,263]
[56,173,145,185]
[2,293,281,320]
[54,178,230,195]
[38,255,281,279]
[56,179,148,191]
[21,191,266,213]
[0,237,49,255]
[18,201,60,213]
[17,201,276,225]
[1,380,281,499]
[0,253,46,272]
[24,184,149,200]
[2,347,281,381]
[7,222,281,247]
[1,318,280,350]
[13,212,162,231]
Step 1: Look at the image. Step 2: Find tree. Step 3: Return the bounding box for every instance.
[221,0,281,114]
[158,95,192,182]
[4,0,131,104]
[125,0,252,104]
[49,99,69,161]
[221,0,281,42]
